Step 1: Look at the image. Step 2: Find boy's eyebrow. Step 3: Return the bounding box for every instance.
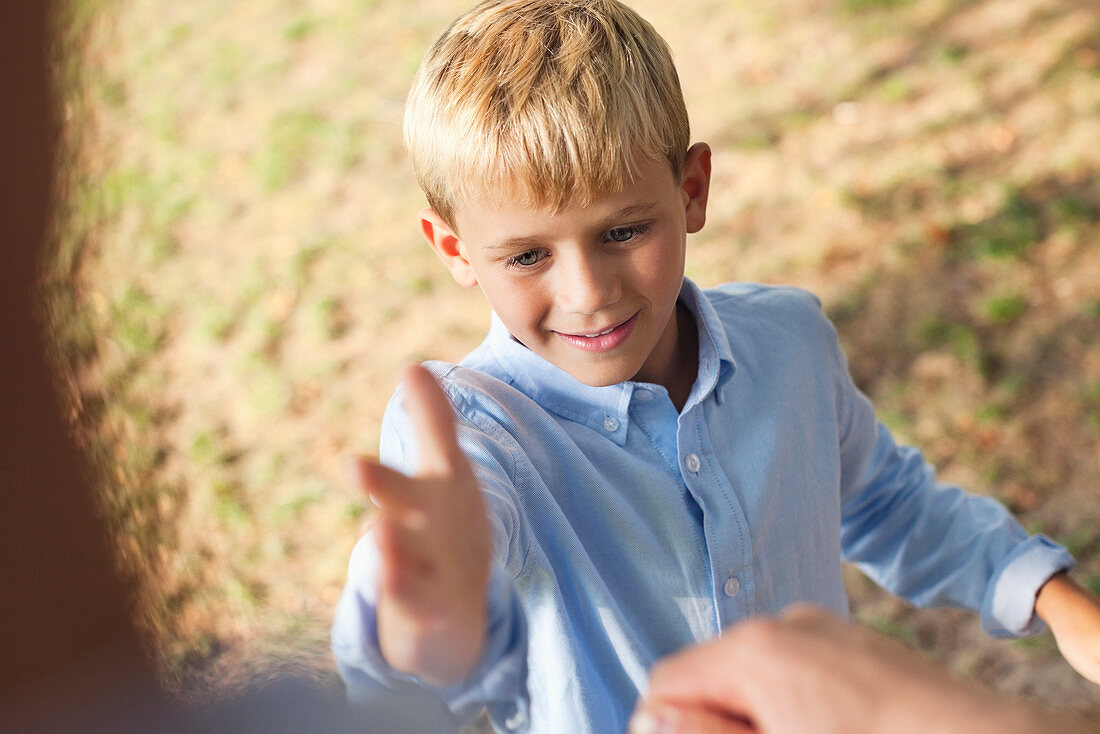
[605,202,658,222]
[482,202,659,252]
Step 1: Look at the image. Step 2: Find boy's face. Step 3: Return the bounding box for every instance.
[421,144,711,391]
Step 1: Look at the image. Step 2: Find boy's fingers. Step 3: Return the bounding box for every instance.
[350,457,424,514]
[376,518,435,581]
[402,364,466,477]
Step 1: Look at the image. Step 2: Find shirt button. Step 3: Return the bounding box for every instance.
[603,415,620,432]
[505,706,527,730]
[684,453,701,473]
[723,576,741,598]
[635,388,654,401]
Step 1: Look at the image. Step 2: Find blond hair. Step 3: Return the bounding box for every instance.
[404,0,690,228]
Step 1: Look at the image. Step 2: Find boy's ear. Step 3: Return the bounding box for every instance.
[681,142,712,234]
[418,208,478,288]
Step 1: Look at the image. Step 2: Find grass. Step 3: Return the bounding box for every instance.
[982,294,1027,324]
[254,110,330,193]
[950,188,1044,261]
[44,0,1100,722]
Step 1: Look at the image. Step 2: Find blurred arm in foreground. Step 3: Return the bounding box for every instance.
[632,605,1098,734]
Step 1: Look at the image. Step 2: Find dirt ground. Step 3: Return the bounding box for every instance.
[45,0,1099,723]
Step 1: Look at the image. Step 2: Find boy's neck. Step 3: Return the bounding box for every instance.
[663,302,699,413]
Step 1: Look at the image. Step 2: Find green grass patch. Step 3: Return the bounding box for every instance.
[190,430,241,467]
[950,189,1043,260]
[274,491,324,521]
[58,0,116,40]
[195,302,237,343]
[917,317,979,365]
[877,76,912,103]
[210,41,246,88]
[311,296,350,340]
[190,431,222,466]
[940,43,968,65]
[225,577,263,610]
[1011,632,1057,655]
[290,243,327,288]
[283,16,320,41]
[1054,528,1098,557]
[1085,575,1100,597]
[976,402,1008,423]
[1051,194,1095,227]
[406,275,436,295]
[1083,382,1100,433]
[856,611,920,647]
[76,165,194,265]
[981,294,1027,324]
[254,110,330,192]
[212,480,249,527]
[246,367,294,415]
[98,76,127,107]
[110,284,168,355]
[987,371,1027,410]
[841,0,911,13]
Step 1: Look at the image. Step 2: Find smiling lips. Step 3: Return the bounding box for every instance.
[554,311,640,353]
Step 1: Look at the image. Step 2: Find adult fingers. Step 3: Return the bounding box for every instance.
[644,620,773,707]
[779,603,839,629]
[629,705,755,734]
[402,364,466,477]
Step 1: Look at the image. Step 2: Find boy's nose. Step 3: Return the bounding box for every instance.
[556,255,621,315]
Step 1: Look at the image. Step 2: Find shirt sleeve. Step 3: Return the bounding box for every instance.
[822,311,1075,637]
[330,370,532,727]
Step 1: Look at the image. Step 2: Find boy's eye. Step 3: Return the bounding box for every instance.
[606,224,648,243]
[508,250,545,268]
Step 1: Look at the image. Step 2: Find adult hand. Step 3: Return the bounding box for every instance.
[631,605,1095,734]
[348,364,491,687]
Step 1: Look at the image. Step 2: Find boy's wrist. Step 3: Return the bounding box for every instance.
[1034,571,1089,625]
[378,593,488,688]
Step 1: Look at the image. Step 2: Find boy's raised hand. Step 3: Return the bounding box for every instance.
[349,365,491,687]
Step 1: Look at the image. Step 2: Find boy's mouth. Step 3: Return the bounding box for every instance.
[554,311,640,353]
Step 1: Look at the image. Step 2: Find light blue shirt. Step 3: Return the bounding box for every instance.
[332,279,1073,734]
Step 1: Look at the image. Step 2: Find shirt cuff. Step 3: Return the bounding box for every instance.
[331,537,529,728]
[982,534,1075,637]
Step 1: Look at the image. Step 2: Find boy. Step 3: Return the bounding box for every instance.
[332,1,1100,732]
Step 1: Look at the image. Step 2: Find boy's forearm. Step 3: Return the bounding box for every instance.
[1035,570,1087,622]
[377,593,487,688]
[1033,569,1100,685]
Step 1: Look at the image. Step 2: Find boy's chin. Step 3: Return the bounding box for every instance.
[558,361,641,389]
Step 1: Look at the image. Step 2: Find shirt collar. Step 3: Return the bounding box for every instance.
[680,277,738,407]
[485,277,737,444]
